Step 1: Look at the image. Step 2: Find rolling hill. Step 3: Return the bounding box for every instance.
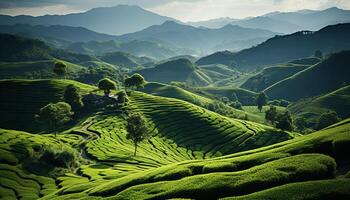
[289,85,350,126]
[264,51,350,101]
[241,57,320,92]
[118,21,277,53]
[0,5,177,35]
[98,52,154,70]
[135,58,211,86]
[66,39,193,60]
[0,79,96,132]
[190,7,350,34]
[196,23,350,71]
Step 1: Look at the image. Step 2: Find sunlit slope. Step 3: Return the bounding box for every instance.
[60,119,349,199]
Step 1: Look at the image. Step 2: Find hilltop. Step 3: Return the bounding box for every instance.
[196,23,350,71]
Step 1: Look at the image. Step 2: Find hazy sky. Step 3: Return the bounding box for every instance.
[0,0,350,22]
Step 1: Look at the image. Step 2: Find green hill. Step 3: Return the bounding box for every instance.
[0,79,95,132]
[198,87,258,105]
[289,85,350,126]
[264,51,350,101]
[0,78,349,199]
[99,51,154,70]
[196,23,350,71]
[241,58,319,92]
[135,58,212,86]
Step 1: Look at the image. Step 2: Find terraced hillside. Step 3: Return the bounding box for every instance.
[0,79,96,132]
[32,119,350,199]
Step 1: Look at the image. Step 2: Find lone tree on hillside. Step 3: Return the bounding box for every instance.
[126,112,150,156]
[53,61,67,78]
[265,105,278,125]
[317,111,341,130]
[64,84,84,111]
[98,78,117,96]
[36,102,73,137]
[256,92,267,112]
[276,111,293,131]
[125,73,145,91]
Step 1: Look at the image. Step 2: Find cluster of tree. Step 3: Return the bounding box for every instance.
[294,111,341,133]
[268,99,289,107]
[265,106,293,131]
[53,61,67,78]
[220,93,243,110]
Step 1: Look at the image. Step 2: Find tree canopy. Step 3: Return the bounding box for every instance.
[36,102,73,136]
[63,84,84,111]
[126,112,150,156]
[125,73,145,90]
[98,78,117,96]
[53,61,67,77]
[256,92,267,112]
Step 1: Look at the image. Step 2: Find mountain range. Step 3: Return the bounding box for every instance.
[118,21,277,53]
[196,23,350,71]
[190,7,350,33]
[0,5,177,35]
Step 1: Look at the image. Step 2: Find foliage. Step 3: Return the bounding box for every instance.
[126,112,150,156]
[317,111,341,130]
[125,73,146,90]
[116,90,129,106]
[265,105,278,125]
[256,92,267,112]
[36,102,73,135]
[276,111,293,131]
[63,84,84,111]
[53,61,67,77]
[98,78,117,96]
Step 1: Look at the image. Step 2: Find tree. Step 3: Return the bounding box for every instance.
[317,111,341,130]
[63,84,84,111]
[221,97,229,104]
[125,73,145,91]
[53,61,67,78]
[314,50,323,59]
[116,90,128,106]
[231,92,238,102]
[256,92,267,112]
[276,111,293,131]
[126,112,150,156]
[265,105,278,125]
[229,101,242,110]
[98,78,117,96]
[36,102,73,136]
[294,116,307,131]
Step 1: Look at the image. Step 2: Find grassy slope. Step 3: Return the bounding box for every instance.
[289,85,350,124]
[198,86,258,105]
[68,119,349,199]
[140,82,269,124]
[0,79,96,132]
[264,51,350,101]
[241,63,312,92]
[0,59,84,79]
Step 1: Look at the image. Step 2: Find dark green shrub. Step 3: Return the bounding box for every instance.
[317,111,341,130]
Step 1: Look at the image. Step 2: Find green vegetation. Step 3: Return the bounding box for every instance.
[125,73,146,91]
[289,85,350,129]
[36,102,74,136]
[241,59,318,92]
[63,84,84,111]
[0,79,95,132]
[264,51,350,101]
[53,62,67,78]
[126,112,151,156]
[98,78,117,96]
[99,51,154,70]
[256,92,267,112]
